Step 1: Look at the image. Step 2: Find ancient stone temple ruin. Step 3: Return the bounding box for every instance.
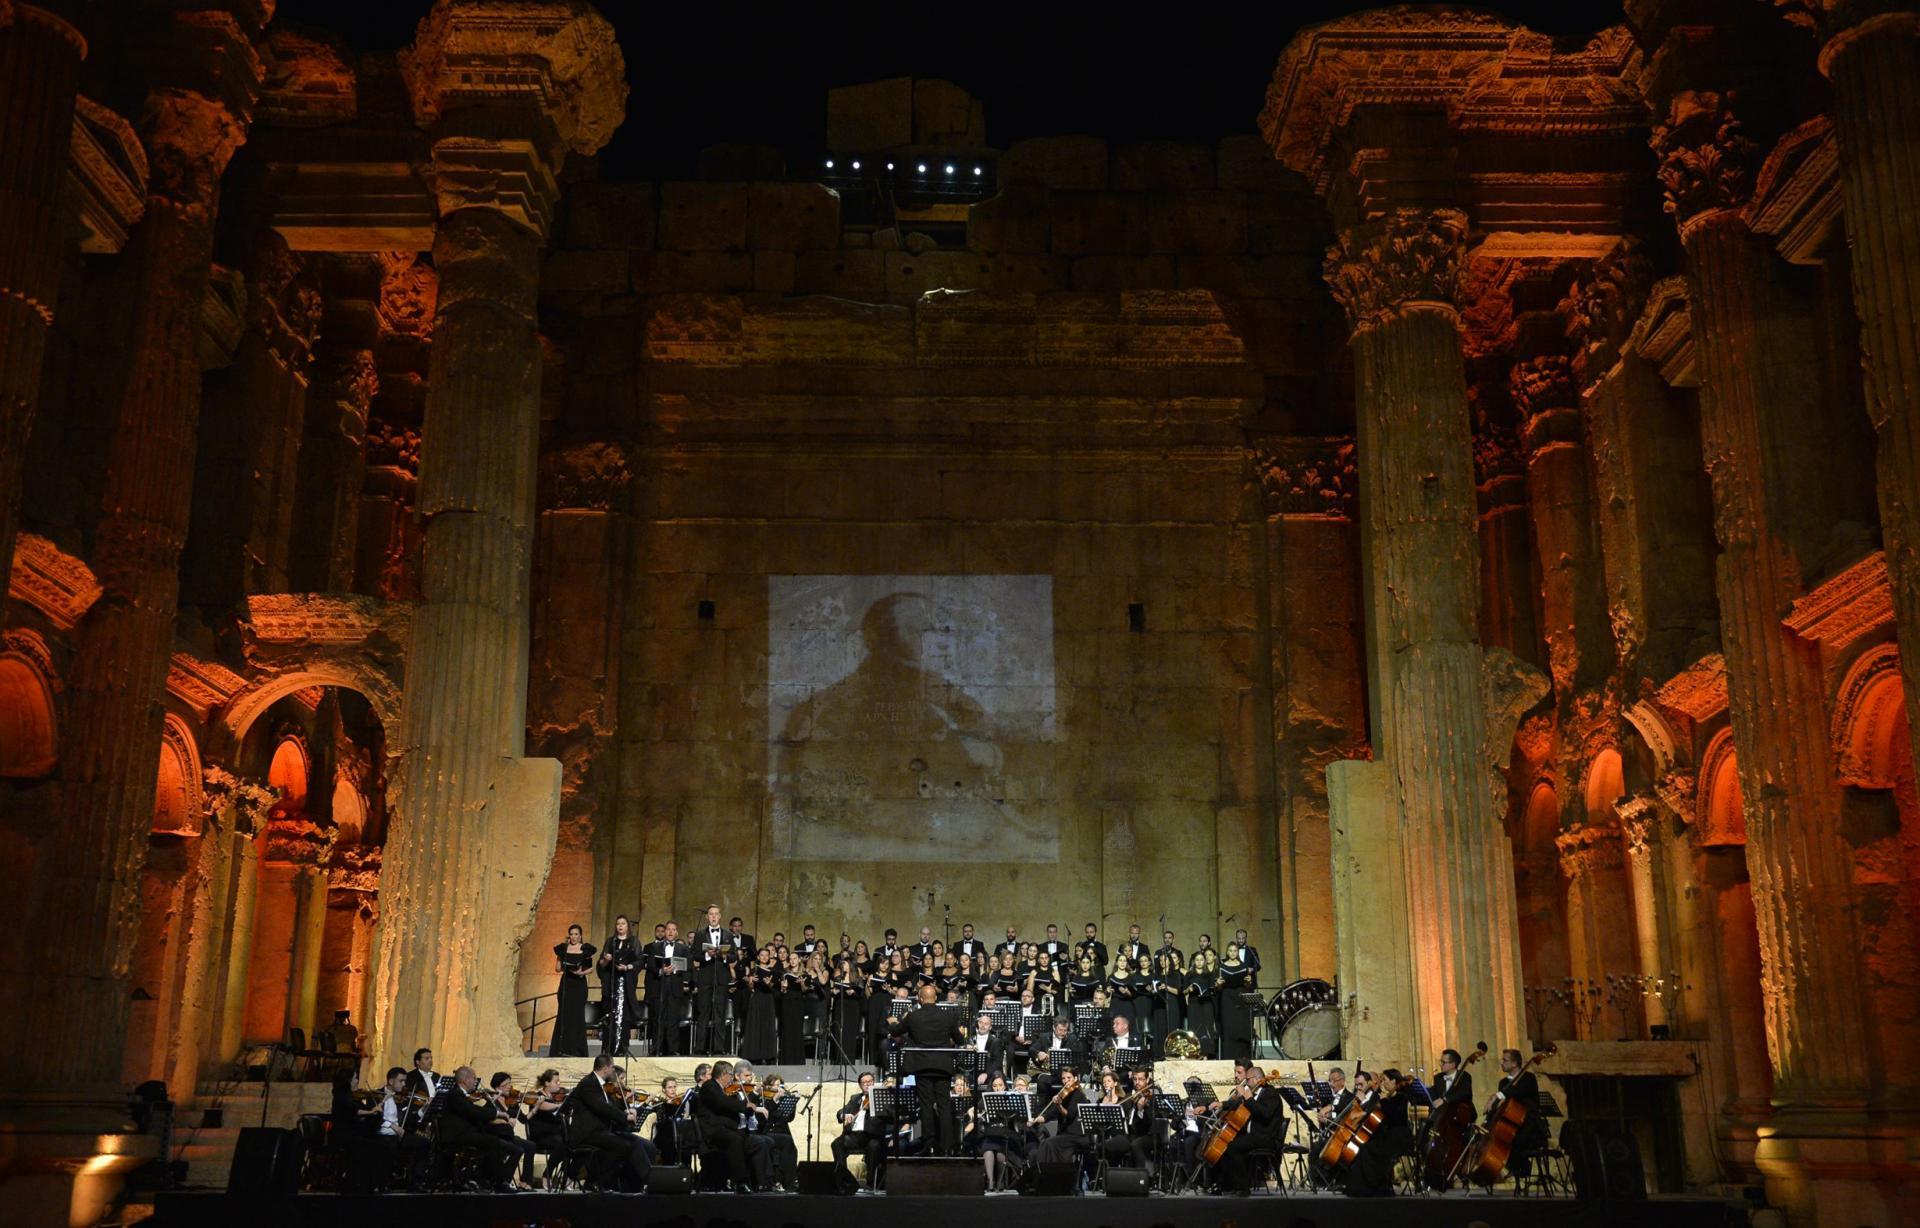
[0,1,1916,1224]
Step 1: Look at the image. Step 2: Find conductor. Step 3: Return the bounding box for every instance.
[888,983,965,1154]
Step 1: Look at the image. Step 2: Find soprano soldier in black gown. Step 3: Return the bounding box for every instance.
[597,916,641,1057]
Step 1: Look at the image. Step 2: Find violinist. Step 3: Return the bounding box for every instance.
[523,1069,569,1187]
[329,1068,380,1138]
[758,1073,800,1192]
[1030,1069,1091,1165]
[1343,1068,1412,1197]
[833,1070,889,1192]
[1489,1048,1548,1176]
[693,1060,770,1191]
[437,1067,520,1193]
[1099,1068,1158,1174]
[482,1072,539,1188]
[653,1076,684,1164]
[400,1047,442,1127]
[348,1066,430,1193]
[1211,1063,1283,1196]
[568,1054,653,1191]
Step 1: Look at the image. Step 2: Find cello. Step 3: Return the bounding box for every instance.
[1418,1041,1487,1190]
[1316,1062,1380,1170]
[1465,1044,1556,1186]
[1200,1070,1258,1165]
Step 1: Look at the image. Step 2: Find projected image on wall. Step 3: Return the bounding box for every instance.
[769,575,1058,862]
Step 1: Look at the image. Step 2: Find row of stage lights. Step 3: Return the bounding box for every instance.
[825,158,986,177]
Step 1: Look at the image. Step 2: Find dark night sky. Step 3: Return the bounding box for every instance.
[275,1,1629,182]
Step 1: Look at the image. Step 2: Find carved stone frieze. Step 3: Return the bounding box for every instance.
[243,593,406,648]
[1556,822,1626,877]
[1830,641,1904,788]
[1654,653,1730,724]
[1252,435,1357,520]
[7,532,102,630]
[1747,115,1841,265]
[328,841,384,894]
[1615,792,1663,852]
[1509,354,1580,455]
[376,252,437,340]
[1649,90,1761,238]
[1783,550,1894,652]
[539,440,634,512]
[1324,208,1469,333]
[166,649,248,722]
[1626,276,1697,388]
[68,96,148,257]
[1655,769,1699,827]
[364,418,421,477]
[1566,236,1654,387]
[259,26,356,128]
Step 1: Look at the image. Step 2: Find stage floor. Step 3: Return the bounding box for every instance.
[151,1189,1743,1228]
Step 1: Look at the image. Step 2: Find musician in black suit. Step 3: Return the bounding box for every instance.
[1077,923,1108,975]
[832,1070,890,1191]
[692,905,732,1054]
[568,1055,654,1189]
[1491,1049,1548,1175]
[964,1010,1007,1087]
[646,922,689,1055]
[1315,1066,1353,1126]
[400,1048,442,1115]
[1213,1065,1284,1196]
[888,983,965,1154]
[692,1060,771,1190]
[1232,929,1262,984]
[1026,1017,1085,1093]
[1029,1070,1091,1165]
[436,1067,520,1191]
[1117,923,1150,968]
[954,923,986,962]
[1432,1048,1474,1109]
[1100,1067,1159,1172]
[1345,1069,1412,1196]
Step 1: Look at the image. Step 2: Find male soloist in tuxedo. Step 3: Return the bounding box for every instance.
[1118,924,1150,967]
[693,906,731,1055]
[888,983,965,1154]
[954,924,985,962]
[647,922,689,1056]
[569,1055,654,1189]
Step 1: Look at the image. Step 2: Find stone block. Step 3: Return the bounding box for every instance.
[886,250,995,298]
[1149,191,1248,254]
[541,248,629,305]
[1050,192,1150,256]
[657,181,747,252]
[695,143,786,181]
[828,77,912,151]
[564,182,655,249]
[753,250,795,294]
[967,186,1053,253]
[1111,141,1213,190]
[1215,134,1300,192]
[1002,136,1109,189]
[747,182,841,251]
[1069,254,1177,292]
[1176,252,1322,299]
[793,248,886,295]
[913,78,986,146]
[1247,192,1329,255]
[640,250,754,294]
[742,296,915,364]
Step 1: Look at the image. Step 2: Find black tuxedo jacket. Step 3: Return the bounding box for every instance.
[1434,1069,1473,1107]
[1077,939,1108,968]
[435,1087,496,1144]
[694,1079,751,1131]
[646,939,690,989]
[568,1073,627,1143]
[889,1004,964,1071]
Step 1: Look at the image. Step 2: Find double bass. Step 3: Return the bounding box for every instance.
[1465,1044,1556,1186]
[1418,1041,1487,1190]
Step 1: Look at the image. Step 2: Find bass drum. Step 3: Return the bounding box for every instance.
[1267,978,1340,1060]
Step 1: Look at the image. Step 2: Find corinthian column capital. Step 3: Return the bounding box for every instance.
[1649,90,1762,242]
[1323,208,1469,335]
[1556,823,1625,879]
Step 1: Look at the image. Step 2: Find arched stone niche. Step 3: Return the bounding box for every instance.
[0,634,57,778]
[1832,643,1905,790]
[1696,728,1746,847]
[1585,747,1625,824]
[153,715,205,836]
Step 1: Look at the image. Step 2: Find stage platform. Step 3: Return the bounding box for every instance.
[151,1189,1742,1227]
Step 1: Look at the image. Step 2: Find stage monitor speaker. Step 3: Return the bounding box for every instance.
[1020,1160,1080,1196]
[646,1165,694,1194]
[1562,1121,1647,1201]
[1104,1167,1150,1196]
[226,1126,303,1195]
[888,1157,981,1196]
[796,1160,838,1195]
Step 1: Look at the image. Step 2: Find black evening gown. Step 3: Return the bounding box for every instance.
[551,941,596,1056]
[1218,964,1254,1059]
[777,974,809,1064]
[1187,971,1219,1055]
[833,980,864,1064]
[599,934,641,1055]
[743,967,778,1064]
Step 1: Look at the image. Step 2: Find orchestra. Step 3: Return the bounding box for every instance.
[301,909,1576,1200]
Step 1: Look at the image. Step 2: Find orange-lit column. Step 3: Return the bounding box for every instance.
[1652,93,1870,1105]
[371,0,625,1071]
[1823,11,1920,785]
[0,4,85,574]
[1325,208,1526,1056]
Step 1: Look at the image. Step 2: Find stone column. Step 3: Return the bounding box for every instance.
[1823,9,1920,784]
[0,17,255,1096]
[0,3,86,575]
[1555,824,1639,1040]
[1652,94,1871,1105]
[1324,207,1527,1056]
[370,0,625,1071]
[1617,794,1673,1035]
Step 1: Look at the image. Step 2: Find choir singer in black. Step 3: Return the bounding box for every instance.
[888,983,965,1154]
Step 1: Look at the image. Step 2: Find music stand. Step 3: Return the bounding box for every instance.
[981,1092,1032,1126]
[770,1094,799,1124]
[870,1085,915,1120]
[1108,1047,1150,1073]
[1072,1004,1103,1039]
[989,1003,1023,1035]
[1076,1104,1125,1137]
[1301,1080,1334,1107]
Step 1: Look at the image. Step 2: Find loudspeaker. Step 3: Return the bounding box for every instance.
[646,1165,694,1194]
[1104,1167,1150,1197]
[888,1157,981,1196]
[1562,1121,1647,1201]
[1020,1160,1080,1195]
[796,1160,838,1195]
[226,1127,303,1195]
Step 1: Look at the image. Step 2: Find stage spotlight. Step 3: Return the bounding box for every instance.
[886,161,895,170]
[973,166,983,175]
[825,158,834,169]
[917,163,927,173]
[851,160,861,170]
[945,164,955,174]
